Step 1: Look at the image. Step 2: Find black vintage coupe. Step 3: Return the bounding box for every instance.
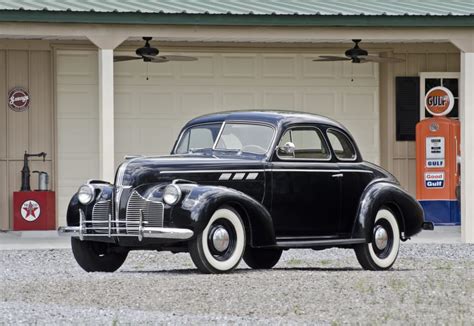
[59,111,432,273]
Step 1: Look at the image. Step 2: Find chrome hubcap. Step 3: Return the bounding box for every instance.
[212,227,230,252]
[374,225,388,250]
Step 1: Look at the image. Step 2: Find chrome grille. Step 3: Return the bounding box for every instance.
[126,191,164,234]
[91,200,111,234]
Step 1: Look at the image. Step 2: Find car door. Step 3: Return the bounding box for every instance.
[270,125,341,238]
[326,128,374,235]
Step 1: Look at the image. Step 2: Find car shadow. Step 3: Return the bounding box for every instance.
[119,266,412,274]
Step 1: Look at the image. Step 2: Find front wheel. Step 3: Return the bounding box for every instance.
[354,208,400,271]
[71,238,128,272]
[189,207,246,274]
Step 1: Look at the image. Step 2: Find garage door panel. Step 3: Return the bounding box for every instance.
[302,56,338,79]
[138,119,179,155]
[180,55,215,78]
[342,61,377,79]
[341,90,378,117]
[58,119,98,154]
[139,91,175,116]
[115,118,139,154]
[180,92,216,116]
[303,91,338,116]
[115,90,135,116]
[222,54,257,78]
[262,55,296,78]
[57,85,98,118]
[263,91,297,110]
[56,51,97,85]
[223,91,257,110]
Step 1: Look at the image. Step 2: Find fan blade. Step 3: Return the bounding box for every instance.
[159,55,198,62]
[359,55,405,63]
[142,55,169,63]
[313,56,351,62]
[114,56,141,62]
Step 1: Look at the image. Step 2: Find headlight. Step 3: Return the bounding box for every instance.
[77,184,95,205]
[163,184,182,205]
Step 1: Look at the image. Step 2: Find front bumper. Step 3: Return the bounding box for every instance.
[58,209,193,241]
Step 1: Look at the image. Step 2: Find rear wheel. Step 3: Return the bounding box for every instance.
[244,247,282,269]
[189,207,246,274]
[71,238,128,272]
[354,208,400,271]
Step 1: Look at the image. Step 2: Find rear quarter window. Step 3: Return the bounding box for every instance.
[326,129,357,161]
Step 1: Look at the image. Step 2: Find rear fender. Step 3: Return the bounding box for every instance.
[352,181,424,241]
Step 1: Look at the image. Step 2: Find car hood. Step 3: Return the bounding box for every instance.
[117,154,266,187]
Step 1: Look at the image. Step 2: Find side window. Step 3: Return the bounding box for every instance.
[278,128,329,160]
[327,129,356,160]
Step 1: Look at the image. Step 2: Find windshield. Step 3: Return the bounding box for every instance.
[175,122,274,155]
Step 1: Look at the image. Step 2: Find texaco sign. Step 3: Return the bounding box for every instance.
[21,200,41,222]
[8,87,30,112]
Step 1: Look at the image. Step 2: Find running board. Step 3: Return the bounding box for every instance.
[274,238,366,249]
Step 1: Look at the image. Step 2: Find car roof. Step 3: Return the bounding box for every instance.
[183,110,349,132]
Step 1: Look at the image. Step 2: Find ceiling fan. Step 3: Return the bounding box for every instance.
[313,39,404,63]
[114,37,198,63]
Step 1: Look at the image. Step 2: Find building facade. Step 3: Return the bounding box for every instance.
[0,0,473,242]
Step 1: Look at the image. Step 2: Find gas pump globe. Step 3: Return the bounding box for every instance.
[416,86,460,225]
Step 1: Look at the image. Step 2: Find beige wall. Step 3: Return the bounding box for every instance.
[379,43,460,195]
[0,48,53,230]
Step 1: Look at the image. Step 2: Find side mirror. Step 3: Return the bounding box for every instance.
[278,142,296,156]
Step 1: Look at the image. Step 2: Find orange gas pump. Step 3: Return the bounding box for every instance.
[416,87,460,225]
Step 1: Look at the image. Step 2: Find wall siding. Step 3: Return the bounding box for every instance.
[0,49,53,230]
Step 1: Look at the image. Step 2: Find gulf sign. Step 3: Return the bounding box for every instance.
[424,86,454,117]
[425,172,445,189]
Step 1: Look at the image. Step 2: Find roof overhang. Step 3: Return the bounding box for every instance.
[0,11,473,27]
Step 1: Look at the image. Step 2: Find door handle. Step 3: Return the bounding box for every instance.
[331,173,343,178]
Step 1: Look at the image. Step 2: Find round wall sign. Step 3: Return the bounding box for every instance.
[21,200,41,222]
[424,86,454,117]
[8,87,30,112]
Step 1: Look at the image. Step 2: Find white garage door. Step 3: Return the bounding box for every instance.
[114,52,379,164]
[56,49,379,224]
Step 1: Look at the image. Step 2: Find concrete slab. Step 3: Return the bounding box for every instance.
[0,231,70,250]
[410,226,461,243]
[0,226,462,250]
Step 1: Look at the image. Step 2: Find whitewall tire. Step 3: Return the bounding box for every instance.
[354,208,400,271]
[189,207,246,274]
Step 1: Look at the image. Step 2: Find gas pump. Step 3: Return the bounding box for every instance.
[416,86,460,225]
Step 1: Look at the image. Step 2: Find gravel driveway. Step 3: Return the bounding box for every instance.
[1,243,472,325]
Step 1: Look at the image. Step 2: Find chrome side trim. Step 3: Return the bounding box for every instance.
[246,172,259,180]
[160,169,372,174]
[160,169,265,174]
[233,173,245,180]
[219,173,232,180]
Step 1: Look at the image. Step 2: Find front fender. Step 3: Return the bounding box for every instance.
[170,185,276,247]
[352,181,424,241]
[66,182,113,226]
